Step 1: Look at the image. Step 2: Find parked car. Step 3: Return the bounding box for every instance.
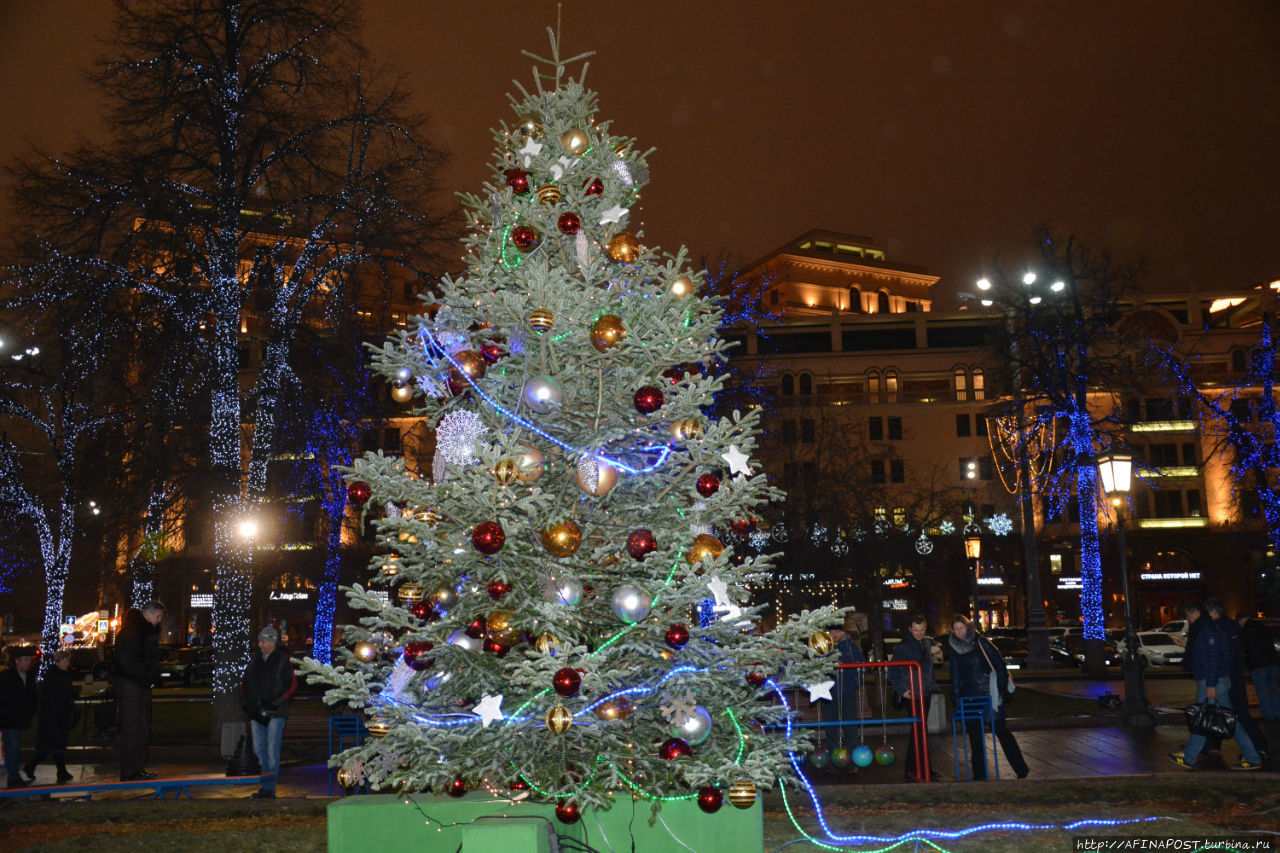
[1159,619,1189,640]
[1116,631,1185,666]
[1051,635,1120,668]
[988,636,1029,670]
[157,646,215,685]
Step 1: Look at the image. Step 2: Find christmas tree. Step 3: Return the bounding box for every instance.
[302,35,843,821]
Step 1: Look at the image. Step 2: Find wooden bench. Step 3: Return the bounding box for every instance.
[0,773,268,801]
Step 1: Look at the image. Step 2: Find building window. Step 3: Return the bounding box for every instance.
[770,290,780,306]
[960,458,976,480]
[781,374,795,396]
[799,373,813,395]
[867,370,881,403]
[801,419,815,443]
[871,460,886,484]
[954,369,968,402]
[1186,489,1203,517]
[956,414,971,437]
[972,369,985,401]
[979,458,994,481]
[1231,348,1248,374]
[887,416,902,440]
[976,415,988,437]
[890,458,905,483]
[877,290,891,314]
[1230,398,1252,423]
[893,507,907,527]
[1147,443,1178,467]
[1181,443,1197,465]
[781,420,797,443]
[1151,490,1183,518]
[869,417,884,441]
[848,287,862,313]
[885,370,899,403]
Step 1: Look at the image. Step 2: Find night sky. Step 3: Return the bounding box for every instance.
[2,1,1278,302]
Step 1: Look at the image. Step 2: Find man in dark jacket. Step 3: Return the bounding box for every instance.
[1238,612,1279,720]
[112,600,164,781]
[239,626,297,798]
[25,649,78,784]
[1169,599,1263,770]
[890,614,939,781]
[0,645,39,788]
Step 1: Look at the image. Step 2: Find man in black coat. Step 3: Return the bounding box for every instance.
[25,649,78,784]
[0,645,39,788]
[890,615,940,781]
[1238,612,1279,721]
[239,626,297,798]
[112,600,165,781]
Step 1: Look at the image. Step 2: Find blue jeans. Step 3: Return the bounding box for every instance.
[1252,665,1280,720]
[250,716,286,791]
[1184,677,1262,765]
[3,729,21,783]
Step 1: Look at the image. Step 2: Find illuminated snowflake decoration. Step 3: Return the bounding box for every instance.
[659,689,697,727]
[435,410,486,467]
[938,520,956,536]
[831,540,849,557]
[915,533,934,555]
[749,531,770,550]
[610,158,635,188]
[772,522,788,543]
[985,513,1015,537]
[811,524,828,544]
[873,517,892,536]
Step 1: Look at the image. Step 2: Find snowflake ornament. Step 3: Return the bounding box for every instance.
[436,410,486,468]
[575,231,590,267]
[831,540,849,557]
[938,520,956,536]
[986,512,1015,537]
[915,533,934,555]
[610,158,634,188]
[660,690,697,727]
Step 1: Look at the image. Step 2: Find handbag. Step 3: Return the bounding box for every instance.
[1185,700,1236,739]
[975,636,1015,708]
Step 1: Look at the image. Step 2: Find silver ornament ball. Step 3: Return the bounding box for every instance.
[669,706,713,746]
[523,376,564,413]
[544,577,583,606]
[611,584,652,624]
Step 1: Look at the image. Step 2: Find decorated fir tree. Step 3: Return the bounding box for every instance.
[303,36,843,821]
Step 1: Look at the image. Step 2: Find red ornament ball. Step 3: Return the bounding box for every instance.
[480,338,506,365]
[408,601,438,623]
[659,738,693,760]
[403,641,434,671]
[584,177,604,197]
[512,225,539,251]
[633,385,665,415]
[730,517,757,535]
[665,623,690,650]
[555,800,582,824]
[557,212,582,235]
[504,167,530,194]
[447,775,467,797]
[465,616,487,640]
[510,778,530,792]
[627,529,658,560]
[487,580,512,600]
[746,672,767,689]
[695,473,721,498]
[697,785,724,814]
[553,667,581,698]
[473,520,506,555]
[483,638,509,658]
[445,376,466,397]
[346,481,372,506]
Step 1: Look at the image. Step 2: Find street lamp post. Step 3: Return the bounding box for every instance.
[1098,451,1157,729]
[964,514,983,626]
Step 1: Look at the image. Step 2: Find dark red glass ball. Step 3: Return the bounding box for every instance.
[746,672,767,689]
[627,529,657,560]
[697,785,724,813]
[483,638,509,658]
[731,517,757,535]
[695,473,720,498]
[659,738,692,760]
[473,520,506,555]
[665,623,690,650]
[584,177,604,197]
[447,775,467,797]
[553,666,581,698]
[408,601,437,622]
[504,167,530,194]
[557,212,581,235]
[403,641,434,671]
[487,580,512,600]
[445,376,466,397]
[510,778,530,792]
[633,385,665,415]
[480,338,506,364]
[512,225,539,250]
[465,616,487,640]
[555,800,582,824]
[346,481,372,506]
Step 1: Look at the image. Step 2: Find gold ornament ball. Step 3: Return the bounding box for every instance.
[336,764,363,788]
[593,696,634,721]
[536,184,562,205]
[669,418,704,442]
[669,275,695,298]
[390,383,415,404]
[561,128,590,155]
[542,520,583,558]
[517,444,545,483]
[686,533,725,566]
[366,715,391,739]
[397,582,423,604]
[606,232,641,264]
[589,315,628,352]
[432,583,458,609]
[487,609,519,646]
[412,506,442,525]
[808,630,834,656]
[529,308,555,332]
[516,114,543,139]
[450,350,486,382]
[493,458,521,485]
[352,641,379,663]
[546,704,574,734]
[728,780,758,809]
[535,632,560,654]
[576,457,618,497]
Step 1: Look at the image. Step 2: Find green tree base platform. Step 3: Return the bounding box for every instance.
[328,792,763,852]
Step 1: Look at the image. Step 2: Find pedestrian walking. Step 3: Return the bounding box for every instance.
[239,626,296,799]
[112,600,164,781]
[890,614,939,782]
[1168,599,1264,771]
[948,614,1028,780]
[1237,611,1279,721]
[1221,606,1270,759]
[25,649,78,784]
[0,645,39,788]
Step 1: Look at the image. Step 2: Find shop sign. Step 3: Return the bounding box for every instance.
[976,577,1004,586]
[1057,576,1082,590]
[269,590,311,603]
[1139,571,1201,582]
[882,599,908,611]
[189,594,214,609]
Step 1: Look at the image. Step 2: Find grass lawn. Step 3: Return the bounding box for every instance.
[6,777,1275,853]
